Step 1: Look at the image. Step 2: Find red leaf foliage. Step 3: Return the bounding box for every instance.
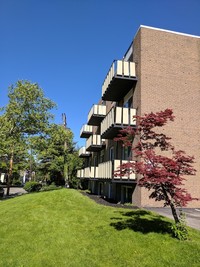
[114,109,198,208]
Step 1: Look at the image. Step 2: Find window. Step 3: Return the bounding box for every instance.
[94,156,98,166]
[109,146,114,161]
[122,146,132,160]
[123,97,133,108]
[99,183,104,195]
[100,150,104,163]
[121,186,133,203]
[123,89,133,108]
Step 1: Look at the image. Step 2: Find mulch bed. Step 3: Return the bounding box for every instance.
[80,191,138,209]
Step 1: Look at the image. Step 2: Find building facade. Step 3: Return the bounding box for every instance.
[77,25,200,208]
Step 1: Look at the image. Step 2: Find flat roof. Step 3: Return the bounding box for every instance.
[123,25,200,58]
[140,25,200,39]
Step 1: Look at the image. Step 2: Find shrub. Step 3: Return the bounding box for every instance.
[40,183,62,192]
[171,211,188,240]
[24,181,42,193]
[12,179,22,186]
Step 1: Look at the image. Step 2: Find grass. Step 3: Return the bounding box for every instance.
[0,189,200,267]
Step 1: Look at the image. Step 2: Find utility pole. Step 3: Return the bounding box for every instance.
[62,113,67,151]
[62,113,67,128]
[62,113,69,187]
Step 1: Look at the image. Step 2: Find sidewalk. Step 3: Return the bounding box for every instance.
[1,187,27,200]
[145,207,200,231]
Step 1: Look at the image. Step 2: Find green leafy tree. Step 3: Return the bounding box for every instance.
[0,80,56,195]
[0,115,28,185]
[33,123,82,187]
[67,151,83,188]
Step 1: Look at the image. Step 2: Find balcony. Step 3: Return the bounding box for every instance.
[78,147,91,158]
[98,160,135,180]
[102,60,137,101]
[86,135,105,152]
[77,167,98,179]
[77,169,84,178]
[87,104,106,125]
[80,124,93,138]
[101,107,136,139]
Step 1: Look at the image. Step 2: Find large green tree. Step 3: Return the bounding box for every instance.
[32,123,82,187]
[0,80,56,195]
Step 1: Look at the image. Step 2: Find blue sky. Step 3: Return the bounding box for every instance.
[1,0,200,147]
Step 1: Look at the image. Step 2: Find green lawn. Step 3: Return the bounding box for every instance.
[0,189,200,267]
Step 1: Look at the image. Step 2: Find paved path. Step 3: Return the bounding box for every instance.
[145,207,200,231]
[1,187,27,199]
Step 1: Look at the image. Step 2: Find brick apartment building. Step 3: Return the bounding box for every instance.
[77,25,200,208]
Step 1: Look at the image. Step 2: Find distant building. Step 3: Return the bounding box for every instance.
[77,26,200,208]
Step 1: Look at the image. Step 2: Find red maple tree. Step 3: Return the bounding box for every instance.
[115,109,197,223]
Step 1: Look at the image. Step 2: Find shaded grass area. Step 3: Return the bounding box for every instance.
[0,189,200,267]
[110,210,172,234]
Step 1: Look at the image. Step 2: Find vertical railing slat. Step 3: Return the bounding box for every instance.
[115,107,122,124]
[123,61,129,76]
[130,62,136,77]
[123,108,129,124]
[116,60,123,75]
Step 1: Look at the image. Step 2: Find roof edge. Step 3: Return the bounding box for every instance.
[140,25,200,39]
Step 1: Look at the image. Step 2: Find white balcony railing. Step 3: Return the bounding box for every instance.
[102,60,136,97]
[77,167,98,179]
[80,124,93,138]
[78,147,91,157]
[98,160,135,180]
[86,135,105,151]
[87,104,106,125]
[77,169,84,178]
[77,161,135,180]
[101,107,136,137]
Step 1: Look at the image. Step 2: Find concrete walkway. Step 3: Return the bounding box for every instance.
[1,187,27,200]
[146,207,200,231]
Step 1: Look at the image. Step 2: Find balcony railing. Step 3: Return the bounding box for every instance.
[77,169,84,178]
[86,135,105,152]
[102,60,137,101]
[98,160,135,180]
[87,104,106,125]
[101,107,136,139]
[80,124,93,138]
[77,167,98,179]
[77,161,135,180]
[78,147,91,158]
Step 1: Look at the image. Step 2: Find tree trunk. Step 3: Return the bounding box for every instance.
[6,149,14,196]
[161,185,180,224]
[169,202,180,224]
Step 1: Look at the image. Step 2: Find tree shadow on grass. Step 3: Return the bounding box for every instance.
[0,192,27,201]
[110,209,173,235]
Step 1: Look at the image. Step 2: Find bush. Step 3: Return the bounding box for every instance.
[171,211,188,240]
[24,181,42,193]
[40,183,62,192]
[12,179,22,186]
